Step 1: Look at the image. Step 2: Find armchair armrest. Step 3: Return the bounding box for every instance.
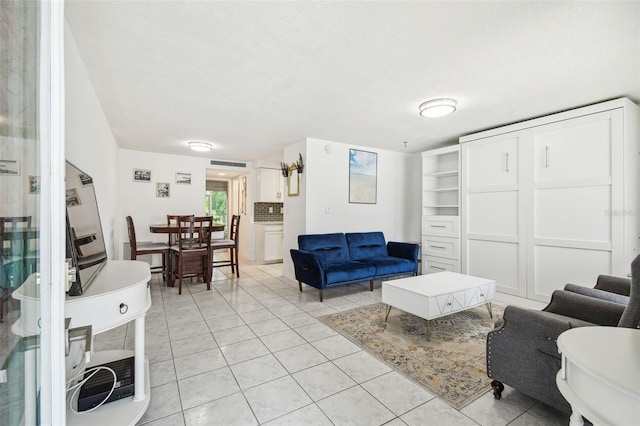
[594,274,630,296]
[387,241,419,262]
[564,283,629,305]
[544,290,625,326]
[290,249,324,288]
[490,305,595,359]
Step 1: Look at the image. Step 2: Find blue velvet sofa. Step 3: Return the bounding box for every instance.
[290,232,419,301]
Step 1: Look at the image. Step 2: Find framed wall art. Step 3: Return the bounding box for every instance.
[349,149,377,204]
[133,168,151,182]
[0,159,20,176]
[156,182,170,198]
[175,172,191,184]
[29,175,40,194]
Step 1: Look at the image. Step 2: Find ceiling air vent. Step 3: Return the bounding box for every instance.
[210,160,247,168]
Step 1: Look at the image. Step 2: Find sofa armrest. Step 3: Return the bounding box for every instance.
[564,283,629,305]
[543,290,625,326]
[290,249,324,288]
[387,241,419,262]
[594,274,631,296]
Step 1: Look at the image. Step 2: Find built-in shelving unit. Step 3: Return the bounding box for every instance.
[421,145,461,274]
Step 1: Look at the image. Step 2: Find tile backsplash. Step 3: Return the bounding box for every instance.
[254,202,284,222]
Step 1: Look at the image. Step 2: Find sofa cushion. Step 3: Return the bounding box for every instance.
[324,261,375,285]
[345,232,387,260]
[358,256,416,277]
[298,233,350,265]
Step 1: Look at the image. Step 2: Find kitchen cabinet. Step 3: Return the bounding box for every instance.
[255,223,283,263]
[460,98,640,302]
[258,168,284,202]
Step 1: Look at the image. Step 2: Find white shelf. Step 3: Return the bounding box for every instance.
[423,170,459,178]
[424,187,459,193]
[67,350,151,426]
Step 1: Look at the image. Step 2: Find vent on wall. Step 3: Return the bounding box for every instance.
[210,160,247,168]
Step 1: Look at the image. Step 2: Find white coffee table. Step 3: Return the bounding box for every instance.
[381,271,496,341]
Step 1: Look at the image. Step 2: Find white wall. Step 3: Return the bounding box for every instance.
[118,149,211,257]
[282,141,307,278]
[282,137,421,280]
[65,23,119,258]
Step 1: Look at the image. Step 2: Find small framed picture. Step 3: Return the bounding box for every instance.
[66,188,82,207]
[0,159,20,176]
[175,172,191,185]
[133,168,151,182]
[156,182,170,198]
[79,173,93,186]
[29,175,40,194]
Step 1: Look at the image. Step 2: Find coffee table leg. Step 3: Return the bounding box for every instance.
[384,305,392,322]
[486,302,493,319]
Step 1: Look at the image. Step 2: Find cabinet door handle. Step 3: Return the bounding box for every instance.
[429,225,446,229]
[430,245,447,250]
[505,152,510,173]
[545,145,550,168]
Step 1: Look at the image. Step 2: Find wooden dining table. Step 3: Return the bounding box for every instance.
[149,222,225,288]
[148,223,225,234]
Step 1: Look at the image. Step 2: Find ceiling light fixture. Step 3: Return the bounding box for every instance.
[419,98,457,118]
[188,141,213,152]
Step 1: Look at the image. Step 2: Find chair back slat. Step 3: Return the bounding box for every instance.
[125,216,138,258]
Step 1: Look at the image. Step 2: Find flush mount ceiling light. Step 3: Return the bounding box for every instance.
[419,98,457,118]
[188,141,213,152]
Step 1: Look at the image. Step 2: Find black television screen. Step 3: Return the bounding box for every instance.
[65,161,107,295]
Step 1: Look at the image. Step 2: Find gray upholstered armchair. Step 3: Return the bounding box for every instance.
[486,255,640,413]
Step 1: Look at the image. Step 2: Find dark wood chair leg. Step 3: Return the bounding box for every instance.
[178,261,183,295]
[319,290,323,302]
[370,280,374,291]
[298,281,302,292]
[234,247,239,278]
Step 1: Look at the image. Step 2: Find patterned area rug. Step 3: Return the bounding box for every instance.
[320,302,504,410]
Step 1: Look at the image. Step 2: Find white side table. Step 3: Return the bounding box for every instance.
[556,327,640,426]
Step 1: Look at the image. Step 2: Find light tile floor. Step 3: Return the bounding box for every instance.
[93,258,570,426]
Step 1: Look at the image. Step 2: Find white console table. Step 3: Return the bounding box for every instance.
[65,260,152,425]
[556,327,640,426]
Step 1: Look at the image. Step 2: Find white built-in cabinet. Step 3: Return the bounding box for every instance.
[258,168,284,202]
[255,223,283,263]
[461,98,640,302]
[421,145,461,274]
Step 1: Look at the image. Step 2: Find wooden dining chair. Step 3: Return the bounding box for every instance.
[0,216,33,322]
[211,215,241,278]
[167,214,194,246]
[170,216,213,294]
[126,216,170,281]
[0,216,32,256]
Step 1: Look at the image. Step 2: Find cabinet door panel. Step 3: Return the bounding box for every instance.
[533,113,612,183]
[529,246,612,302]
[464,135,519,188]
[466,191,519,237]
[422,236,459,260]
[264,232,283,261]
[423,256,460,274]
[467,240,521,296]
[535,186,611,244]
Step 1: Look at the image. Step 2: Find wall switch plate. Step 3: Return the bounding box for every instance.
[269,207,273,213]
[325,207,331,214]
[280,207,284,214]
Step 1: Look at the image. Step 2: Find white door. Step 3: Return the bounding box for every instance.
[524,110,623,301]
[462,132,526,296]
[1,1,65,424]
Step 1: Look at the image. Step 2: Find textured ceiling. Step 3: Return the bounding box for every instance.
[65,1,640,161]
